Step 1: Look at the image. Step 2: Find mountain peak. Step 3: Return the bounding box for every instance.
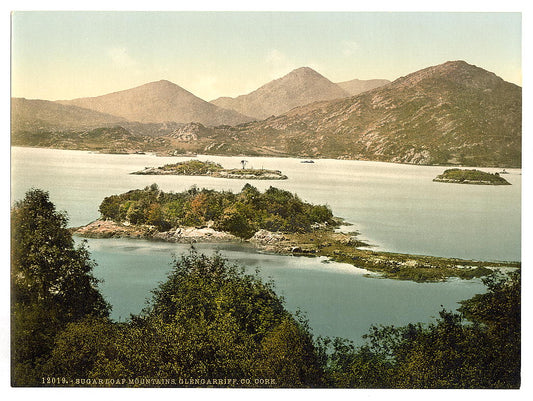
[149,79,177,87]
[210,66,349,119]
[393,60,510,90]
[288,66,320,75]
[138,79,189,93]
[279,67,330,82]
[56,79,252,125]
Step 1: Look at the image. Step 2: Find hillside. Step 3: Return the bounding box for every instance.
[11,98,126,131]
[57,80,253,126]
[336,78,391,96]
[210,67,350,119]
[11,61,522,167]
[211,61,521,167]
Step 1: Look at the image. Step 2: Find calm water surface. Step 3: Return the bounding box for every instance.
[12,147,521,261]
[11,147,519,343]
[83,238,487,344]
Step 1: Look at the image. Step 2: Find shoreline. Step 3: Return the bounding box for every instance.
[11,145,522,170]
[74,219,520,283]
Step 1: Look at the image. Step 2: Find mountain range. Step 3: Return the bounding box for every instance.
[56,80,253,126]
[210,67,353,119]
[11,61,521,167]
[211,61,521,166]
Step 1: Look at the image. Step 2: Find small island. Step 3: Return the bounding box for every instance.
[433,168,511,185]
[131,160,288,180]
[74,183,519,282]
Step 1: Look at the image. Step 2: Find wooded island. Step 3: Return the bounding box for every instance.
[132,160,288,180]
[433,169,511,185]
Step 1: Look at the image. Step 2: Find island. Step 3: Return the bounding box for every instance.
[131,159,288,180]
[433,168,511,185]
[74,183,519,282]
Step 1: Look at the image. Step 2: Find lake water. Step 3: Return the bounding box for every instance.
[11,147,520,343]
[84,238,487,343]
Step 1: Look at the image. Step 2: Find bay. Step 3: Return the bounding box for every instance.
[11,146,521,261]
[11,147,519,343]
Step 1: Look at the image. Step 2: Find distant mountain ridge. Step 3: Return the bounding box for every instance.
[12,68,387,130]
[11,98,126,131]
[209,60,521,167]
[210,67,351,119]
[57,80,253,126]
[11,61,521,167]
[336,78,390,96]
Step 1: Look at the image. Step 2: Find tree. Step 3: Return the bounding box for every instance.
[259,317,326,387]
[76,251,326,387]
[11,188,109,386]
[215,206,256,239]
[11,188,109,319]
[322,270,521,389]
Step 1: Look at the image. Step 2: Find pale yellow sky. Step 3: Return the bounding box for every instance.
[11,12,521,101]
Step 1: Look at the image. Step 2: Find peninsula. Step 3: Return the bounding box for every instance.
[131,160,288,180]
[433,169,511,185]
[74,184,519,282]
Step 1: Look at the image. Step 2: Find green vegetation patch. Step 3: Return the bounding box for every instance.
[98,183,335,239]
[132,160,288,180]
[158,159,224,174]
[433,168,511,185]
[271,230,520,283]
[12,189,521,388]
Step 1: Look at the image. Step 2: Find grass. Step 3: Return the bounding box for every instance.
[268,229,520,282]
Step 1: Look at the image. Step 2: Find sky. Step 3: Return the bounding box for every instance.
[11,11,522,102]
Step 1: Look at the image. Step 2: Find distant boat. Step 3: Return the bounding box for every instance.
[300,160,315,164]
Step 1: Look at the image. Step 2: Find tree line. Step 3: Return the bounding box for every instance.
[99,183,335,238]
[11,189,520,388]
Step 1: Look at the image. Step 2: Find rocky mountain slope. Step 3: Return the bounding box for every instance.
[11,98,126,131]
[212,61,521,167]
[210,67,351,119]
[336,78,391,96]
[11,61,521,167]
[57,80,252,126]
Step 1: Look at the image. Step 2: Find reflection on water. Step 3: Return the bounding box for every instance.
[82,237,487,344]
[12,147,517,344]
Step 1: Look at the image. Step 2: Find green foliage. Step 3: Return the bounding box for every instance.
[259,316,326,387]
[11,190,520,388]
[323,270,521,389]
[11,189,109,319]
[44,251,326,387]
[98,184,335,239]
[434,168,511,185]
[44,316,118,379]
[11,189,110,386]
[11,303,63,385]
[160,160,224,174]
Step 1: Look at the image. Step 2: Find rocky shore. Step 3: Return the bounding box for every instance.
[74,220,520,282]
[132,168,288,180]
[131,162,288,180]
[74,220,238,243]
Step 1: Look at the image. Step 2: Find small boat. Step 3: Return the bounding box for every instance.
[300,160,315,164]
[499,169,509,174]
